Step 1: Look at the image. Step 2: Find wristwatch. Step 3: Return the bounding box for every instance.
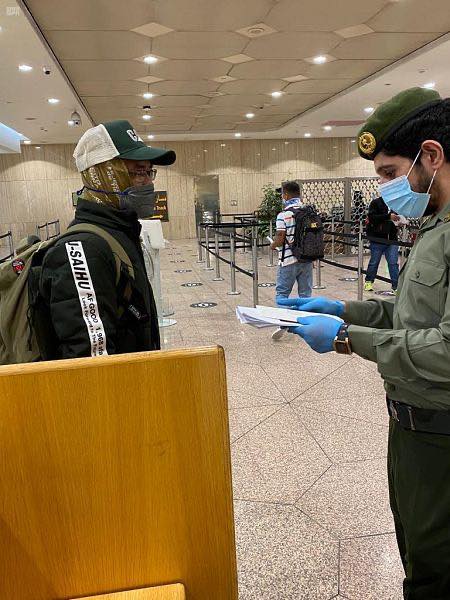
[333,323,352,355]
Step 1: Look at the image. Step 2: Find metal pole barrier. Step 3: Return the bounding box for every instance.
[204,225,214,270]
[227,231,241,296]
[313,260,326,290]
[357,220,364,300]
[267,219,275,267]
[251,224,259,307]
[331,215,335,261]
[213,229,224,281]
[56,220,60,236]
[46,223,49,241]
[196,224,204,263]
[8,232,13,257]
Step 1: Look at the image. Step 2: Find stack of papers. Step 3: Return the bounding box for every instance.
[236,305,342,329]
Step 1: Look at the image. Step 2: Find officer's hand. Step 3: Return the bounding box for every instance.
[289,315,343,354]
[277,295,345,317]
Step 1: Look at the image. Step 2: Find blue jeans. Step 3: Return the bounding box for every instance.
[275,261,313,299]
[366,242,399,289]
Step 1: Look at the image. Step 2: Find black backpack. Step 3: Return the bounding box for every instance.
[283,205,325,262]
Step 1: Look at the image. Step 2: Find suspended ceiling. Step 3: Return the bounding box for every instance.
[17,0,450,140]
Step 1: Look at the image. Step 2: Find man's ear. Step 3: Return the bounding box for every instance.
[421,140,446,171]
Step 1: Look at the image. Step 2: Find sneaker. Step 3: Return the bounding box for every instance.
[364,282,374,292]
[271,327,286,341]
[391,288,397,295]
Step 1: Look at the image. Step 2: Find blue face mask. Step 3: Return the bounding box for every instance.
[379,150,437,219]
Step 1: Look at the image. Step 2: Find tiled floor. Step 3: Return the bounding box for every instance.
[160,239,404,600]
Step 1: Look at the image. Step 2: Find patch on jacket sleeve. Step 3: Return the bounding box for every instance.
[12,259,25,275]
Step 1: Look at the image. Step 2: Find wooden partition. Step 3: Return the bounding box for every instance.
[0,347,237,600]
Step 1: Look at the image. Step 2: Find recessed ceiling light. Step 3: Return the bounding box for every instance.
[143,92,154,99]
[313,55,327,64]
[143,55,158,64]
[323,125,332,131]
[304,133,311,138]
[271,91,283,98]
[351,140,356,143]
[35,146,41,149]
[47,98,59,104]
[147,134,154,139]
[67,120,75,126]
[235,133,242,138]
[23,140,31,144]
[422,81,435,89]
[142,114,152,120]
[271,147,276,151]
[203,149,208,153]
[220,143,226,147]
[246,112,255,119]
[364,106,374,114]
[284,141,289,145]
[18,64,32,72]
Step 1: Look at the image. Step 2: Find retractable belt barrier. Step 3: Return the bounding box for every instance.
[0,230,14,264]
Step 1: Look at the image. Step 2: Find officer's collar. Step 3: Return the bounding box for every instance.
[420,200,450,232]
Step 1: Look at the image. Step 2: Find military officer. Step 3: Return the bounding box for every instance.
[279,87,450,599]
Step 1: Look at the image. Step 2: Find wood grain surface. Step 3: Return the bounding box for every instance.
[74,583,185,599]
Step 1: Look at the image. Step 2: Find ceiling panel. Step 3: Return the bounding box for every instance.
[368,0,450,33]
[25,0,157,30]
[207,95,269,108]
[152,32,246,60]
[246,33,340,59]
[333,33,439,60]
[265,0,387,32]
[145,81,219,95]
[153,0,274,32]
[44,31,151,60]
[219,80,287,95]
[229,60,309,79]
[63,60,148,82]
[284,79,357,94]
[149,60,230,80]
[303,59,390,80]
[76,81,148,96]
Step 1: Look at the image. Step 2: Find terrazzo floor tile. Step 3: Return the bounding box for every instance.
[235,501,339,600]
[228,405,282,443]
[226,361,285,401]
[232,405,331,503]
[228,389,287,409]
[293,407,388,463]
[340,533,404,600]
[296,459,394,538]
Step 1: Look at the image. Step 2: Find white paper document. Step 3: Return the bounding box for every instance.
[236,305,342,329]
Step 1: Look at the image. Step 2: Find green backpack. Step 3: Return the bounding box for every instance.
[0,224,134,365]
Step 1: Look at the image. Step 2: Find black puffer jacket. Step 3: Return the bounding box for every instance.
[36,199,160,360]
[366,196,398,242]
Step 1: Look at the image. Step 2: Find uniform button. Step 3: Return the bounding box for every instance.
[415,271,420,278]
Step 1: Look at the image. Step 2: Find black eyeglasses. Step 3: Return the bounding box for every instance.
[129,168,157,180]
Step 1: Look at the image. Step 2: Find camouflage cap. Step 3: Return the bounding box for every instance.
[357,87,442,161]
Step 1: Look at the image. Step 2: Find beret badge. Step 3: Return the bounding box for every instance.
[358,131,376,156]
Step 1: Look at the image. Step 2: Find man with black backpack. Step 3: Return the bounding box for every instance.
[0,119,176,364]
[270,180,323,340]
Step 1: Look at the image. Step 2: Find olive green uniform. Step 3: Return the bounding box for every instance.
[343,205,450,598]
[346,87,450,599]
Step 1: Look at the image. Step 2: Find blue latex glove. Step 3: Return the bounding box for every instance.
[289,315,343,353]
[277,295,345,317]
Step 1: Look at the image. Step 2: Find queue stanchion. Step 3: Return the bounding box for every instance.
[331,216,335,261]
[212,229,224,282]
[8,231,13,258]
[267,220,275,267]
[313,259,326,290]
[204,225,214,271]
[251,224,259,307]
[227,231,241,296]
[357,220,364,300]
[196,224,204,263]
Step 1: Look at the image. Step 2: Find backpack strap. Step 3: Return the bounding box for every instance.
[61,223,135,284]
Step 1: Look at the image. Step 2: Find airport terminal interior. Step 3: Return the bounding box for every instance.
[1,1,450,599]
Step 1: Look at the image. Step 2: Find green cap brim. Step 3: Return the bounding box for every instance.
[119,145,176,166]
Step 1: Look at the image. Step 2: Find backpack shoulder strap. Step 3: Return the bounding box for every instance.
[60,223,135,285]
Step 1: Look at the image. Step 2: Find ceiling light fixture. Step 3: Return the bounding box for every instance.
[47,98,59,104]
[143,92,154,99]
[323,125,332,131]
[143,55,158,64]
[35,146,41,149]
[313,55,327,64]
[142,114,152,120]
[18,64,32,72]
[246,112,255,119]
[234,133,242,138]
[271,91,283,98]
[23,140,31,144]
[147,134,154,139]
[351,140,356,143]
[304,133,311,138]
[364,106,374,114]
[422,81,436,89]
[220,143,226,147]
[67,120,74,126]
